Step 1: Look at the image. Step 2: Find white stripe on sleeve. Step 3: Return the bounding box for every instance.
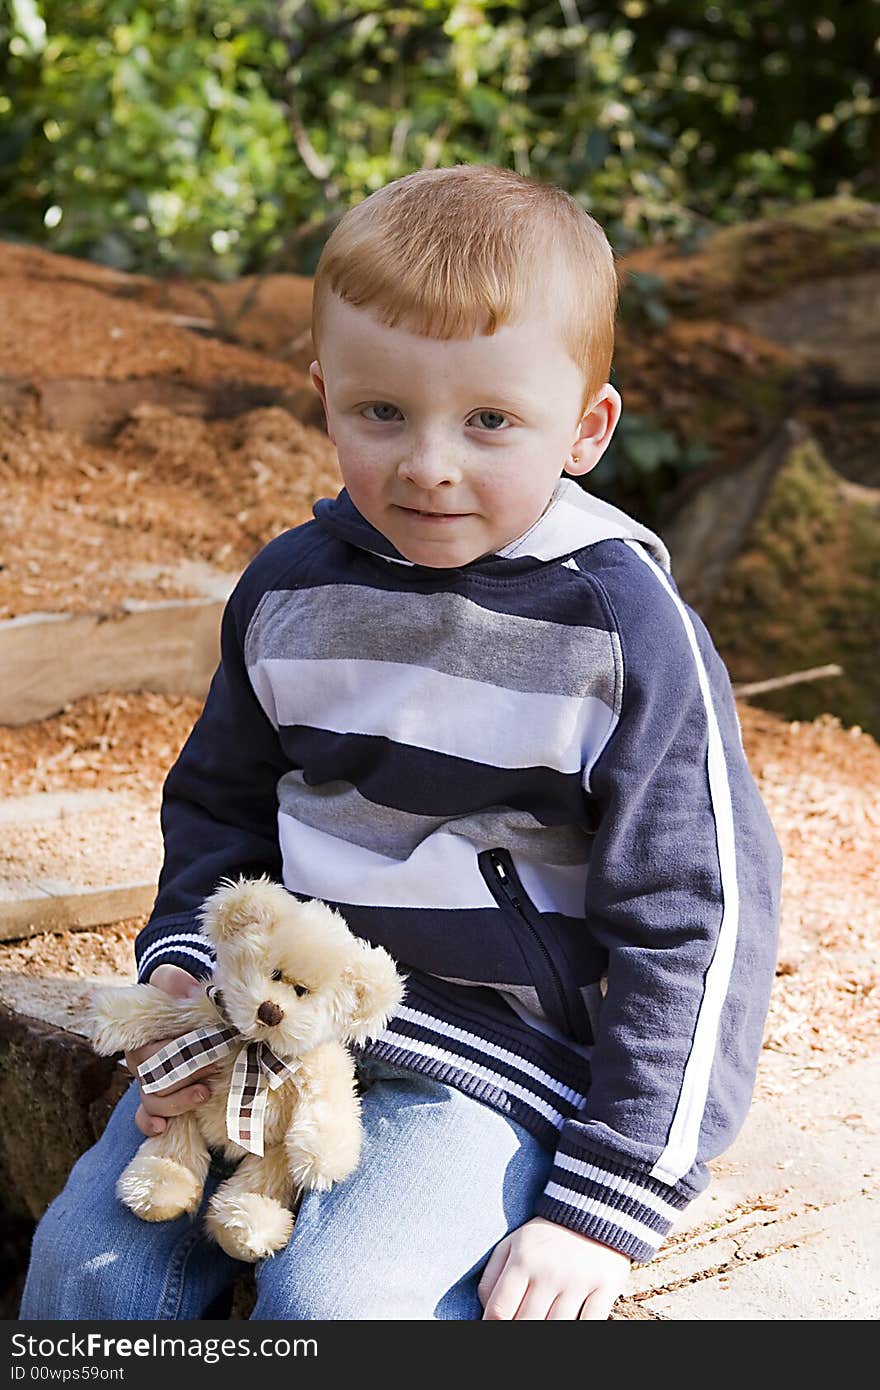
[624,540,740,1186]
[138,934,215,976]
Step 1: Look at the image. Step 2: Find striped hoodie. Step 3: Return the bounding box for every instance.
[137,475,782,1264]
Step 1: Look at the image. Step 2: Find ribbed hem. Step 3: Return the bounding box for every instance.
[535,1141,690,1264]
[364,1034,562,1149]
[381,970,595,1078]
[357,971,593,1152]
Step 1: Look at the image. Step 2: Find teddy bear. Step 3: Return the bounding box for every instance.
[88,874,406,1263]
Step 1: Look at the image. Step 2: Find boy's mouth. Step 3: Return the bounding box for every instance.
[397,506,470,521]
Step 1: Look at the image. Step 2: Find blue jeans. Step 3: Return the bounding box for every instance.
[20,1056,554,1320]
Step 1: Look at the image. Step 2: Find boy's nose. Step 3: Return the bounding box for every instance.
[397,452,462,488]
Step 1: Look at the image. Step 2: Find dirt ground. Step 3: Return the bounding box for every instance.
[0,402,340,619]
[0,246,306,387]
[0,692,876,1103]
[0,238,337,619]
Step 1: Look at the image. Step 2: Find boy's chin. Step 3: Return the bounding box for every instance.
[387,515,501,568]
[395,539,493,569]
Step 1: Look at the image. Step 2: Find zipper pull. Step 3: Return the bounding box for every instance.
[491,852,510,884]
[491,853,522,908]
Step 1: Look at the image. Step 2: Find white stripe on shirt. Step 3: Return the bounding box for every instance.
[249,656,613,775]
[279,816,500,909]
[552,1151,683,1221]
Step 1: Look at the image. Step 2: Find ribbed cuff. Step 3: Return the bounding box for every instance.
[534,1139,690,1264]
[136,913,215,984]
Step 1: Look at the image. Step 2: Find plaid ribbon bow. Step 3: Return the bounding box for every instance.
[136,986,300,1157]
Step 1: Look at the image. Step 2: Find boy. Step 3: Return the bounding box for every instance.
[21,164,782,1321]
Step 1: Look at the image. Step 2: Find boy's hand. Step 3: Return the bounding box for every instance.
[478,1216,631,1320]
[125,965,217,1137]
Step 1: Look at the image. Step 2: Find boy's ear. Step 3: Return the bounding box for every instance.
[309,360,335,444]
[565,384,622,478]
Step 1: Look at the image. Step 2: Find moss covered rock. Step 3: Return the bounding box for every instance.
[626,197,880,316]
[709,430,880,736]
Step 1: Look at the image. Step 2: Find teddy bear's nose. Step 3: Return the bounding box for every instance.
[257,1000,284,1026]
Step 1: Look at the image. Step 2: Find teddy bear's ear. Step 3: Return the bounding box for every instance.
[199,873,285,946]
[341,940,406,1046]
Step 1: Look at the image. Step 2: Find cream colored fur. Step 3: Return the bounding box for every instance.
[88,875,405,1262]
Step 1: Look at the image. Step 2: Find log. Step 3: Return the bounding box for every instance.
[733,664,843,698]
[0,596,225,726]
[0,789,161,941]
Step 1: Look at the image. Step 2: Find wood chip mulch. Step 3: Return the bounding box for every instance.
[0,404,341,618]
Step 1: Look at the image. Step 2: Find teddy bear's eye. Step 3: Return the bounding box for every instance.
[271,969,283,982]
[293,983,309,997]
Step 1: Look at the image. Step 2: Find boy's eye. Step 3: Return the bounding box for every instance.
[363,402,402,422]
[470,410,509,431]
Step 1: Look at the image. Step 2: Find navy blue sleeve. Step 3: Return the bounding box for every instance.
[534,540,783,1262]
[134,533,302,983]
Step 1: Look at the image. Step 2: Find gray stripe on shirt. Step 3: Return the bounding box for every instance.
[246,584,619,707]
[277,769,592,865]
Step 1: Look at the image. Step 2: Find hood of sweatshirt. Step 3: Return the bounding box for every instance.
[313,475,671,576]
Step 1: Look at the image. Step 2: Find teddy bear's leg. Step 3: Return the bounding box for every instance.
[116,1112,210,1222]
[204,1148,294,1263]
[284,1042,364,1192]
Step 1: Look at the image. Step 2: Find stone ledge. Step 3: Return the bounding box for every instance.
[0,999,128,1219]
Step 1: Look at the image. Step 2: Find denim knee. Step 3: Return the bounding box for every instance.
[21,1192,123,1320]
[252,1277,352,1321]
[20,1075,274,1320]
[21,1183,239,1322]
[252,1267,430,1321]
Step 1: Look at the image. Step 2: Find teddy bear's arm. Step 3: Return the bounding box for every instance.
[88,984,214,1057]
[284,1042,363,1192]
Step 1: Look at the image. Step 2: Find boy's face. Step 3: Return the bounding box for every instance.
[310,292,620,568]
